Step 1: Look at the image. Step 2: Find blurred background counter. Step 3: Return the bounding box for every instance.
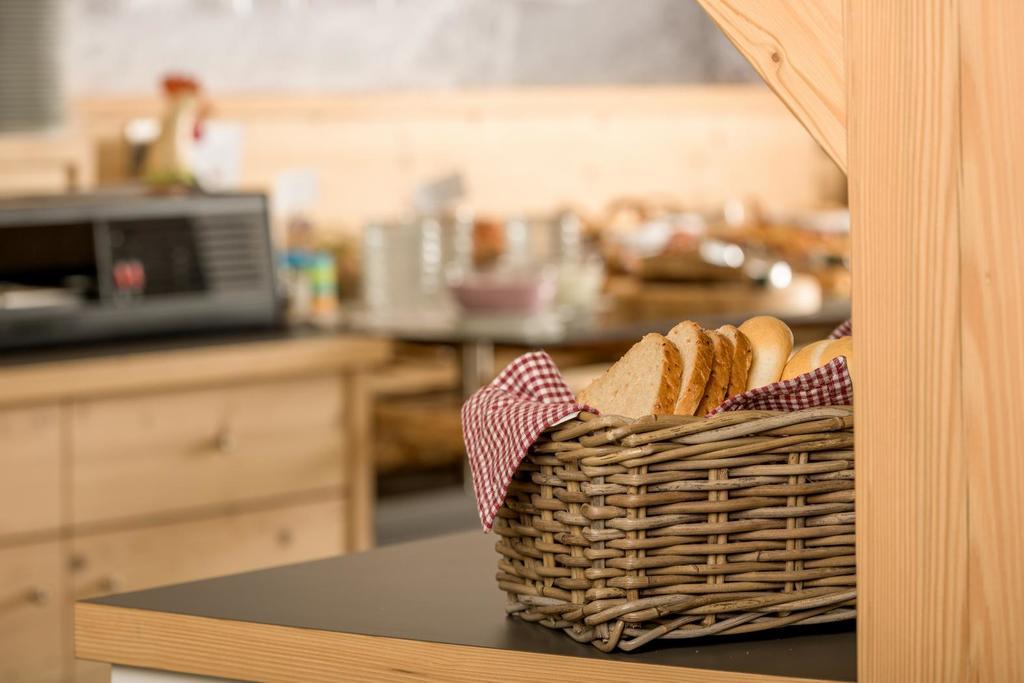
[0,2,849,681]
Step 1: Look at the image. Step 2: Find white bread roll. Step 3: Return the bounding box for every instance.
[577,333,682,418]
[666,321,714,416]
[696,329,733,415]
[818,336,853,375]
[781,339,831,381]
[739,316,794,390]
[717,324,752,399]
[781,335,854,380]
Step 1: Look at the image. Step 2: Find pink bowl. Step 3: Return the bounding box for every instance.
[448,272,556,314]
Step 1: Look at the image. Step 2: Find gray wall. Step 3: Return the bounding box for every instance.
[68,0,757,95]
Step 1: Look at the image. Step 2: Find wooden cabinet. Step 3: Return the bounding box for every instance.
[0,542,64,683]
[0,334,389,683]
[0,407,61,537]
[71,499,343,683]
[70,499,344,601]
[72,376,346,526]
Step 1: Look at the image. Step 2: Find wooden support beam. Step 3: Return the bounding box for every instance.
[847,0,969,679]
[695,0,847,172]
[959,1,1024,679]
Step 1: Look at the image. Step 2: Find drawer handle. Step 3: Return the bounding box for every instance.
[98,575,122,593]
[214,428,235,454]
[276,528,294,547]
[25,587,49,606]
[75,574,123,598]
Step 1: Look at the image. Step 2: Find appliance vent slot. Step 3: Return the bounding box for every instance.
[194,214,271,292]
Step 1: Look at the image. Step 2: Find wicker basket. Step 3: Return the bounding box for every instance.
[493,406,855,652]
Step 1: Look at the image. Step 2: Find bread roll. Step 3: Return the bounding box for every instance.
[781,339,831,381]
[781,336,854,380]
[696,329,733,415]
[818,336,853,375]
[666,321,714,415]
[717,324,752,398]
[739,316,794,390]
[577,333,682,418]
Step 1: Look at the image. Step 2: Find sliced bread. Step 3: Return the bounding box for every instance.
[576,333,682,418]
[717,324,753,399]
[739,316,794,390]
[696,329,734,415]
[666,321,714,415]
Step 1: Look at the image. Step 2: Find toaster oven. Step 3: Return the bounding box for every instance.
[0,192,280,350]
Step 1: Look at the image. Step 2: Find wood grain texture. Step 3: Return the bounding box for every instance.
[75,604,831,683]
[846,1,969,680]
[72,500,344,682]
[0,335,391,407]
[0,406,61,539]
[71,375,346,525]
[0,541,65,682]
[695,0,846,171]
[70,499,344,602]
[958,1,1024,679]
[0,129,95,195]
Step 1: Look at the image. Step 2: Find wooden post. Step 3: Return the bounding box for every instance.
[846,1,969,679]
[958,2,1024,679]
[700,0,1024,678]
[343,371,375,552]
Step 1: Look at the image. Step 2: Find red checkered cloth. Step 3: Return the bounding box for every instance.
[829,319,852,339]
[706,355,852,415]
[463,321,852,530]
[462,351,594,530]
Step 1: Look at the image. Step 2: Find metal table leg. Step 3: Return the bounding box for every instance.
[460,339,495,400]
[460,340,495,491]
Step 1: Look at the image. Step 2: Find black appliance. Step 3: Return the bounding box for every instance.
[0,192,279,350]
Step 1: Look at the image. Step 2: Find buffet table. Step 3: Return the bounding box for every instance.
[75,531,855,682]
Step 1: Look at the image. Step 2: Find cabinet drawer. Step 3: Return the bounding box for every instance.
[70,499,344,601]
[0,407,61,537]
[72,375,345,525]
[0,542,64,683]
[71,499,343,682]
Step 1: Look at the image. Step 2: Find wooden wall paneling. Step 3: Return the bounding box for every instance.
[958,1,1024,679]
[694,0,846,171]
[72,87,842,234]
[846,0,969,680]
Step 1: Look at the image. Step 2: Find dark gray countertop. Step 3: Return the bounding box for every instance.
[88,530,856,681]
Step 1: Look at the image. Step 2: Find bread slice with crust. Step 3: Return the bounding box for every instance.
[717,324,752,399]
[696,329,734,415]
[576,333,682,418]
[666,321,714,416]
[739,316,795,390]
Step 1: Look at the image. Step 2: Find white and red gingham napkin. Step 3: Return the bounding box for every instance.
[462,351,594,530]
[464,321,853,530]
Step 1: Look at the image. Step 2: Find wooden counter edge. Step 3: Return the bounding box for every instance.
[0,334,392,406]
[75,602,830,683]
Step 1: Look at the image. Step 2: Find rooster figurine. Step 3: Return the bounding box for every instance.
[143,74,208,188]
